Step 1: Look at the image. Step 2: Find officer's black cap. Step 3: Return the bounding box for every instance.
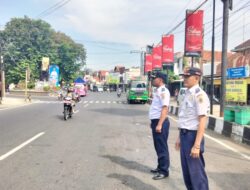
[182,67,202,76]
[151,72,167,82]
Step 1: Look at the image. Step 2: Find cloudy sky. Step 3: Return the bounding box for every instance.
[1,0,250,70]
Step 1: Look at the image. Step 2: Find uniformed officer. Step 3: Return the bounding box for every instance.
[175,67,210,190]
[149,72,170,180]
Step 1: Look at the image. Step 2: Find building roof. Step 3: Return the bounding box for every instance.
[232,39,250,52]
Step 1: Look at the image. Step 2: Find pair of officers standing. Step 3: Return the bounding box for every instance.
[149,67,209,190]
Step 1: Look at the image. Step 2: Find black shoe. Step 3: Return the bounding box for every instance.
[152,173,169,180]
[150,168,160,173]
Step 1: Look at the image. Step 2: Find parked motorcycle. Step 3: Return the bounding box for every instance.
[63,96,73,120]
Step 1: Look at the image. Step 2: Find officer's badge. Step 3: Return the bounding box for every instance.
[161,93,165,99]
[161,88,165,92]
[197,94,203,104]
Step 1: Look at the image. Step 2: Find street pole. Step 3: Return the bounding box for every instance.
[0,55,5,98]
[210,0,216,114]
[25,68,28,101]
[220,0,230,117]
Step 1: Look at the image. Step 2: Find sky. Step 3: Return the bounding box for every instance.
[1,0,250,71]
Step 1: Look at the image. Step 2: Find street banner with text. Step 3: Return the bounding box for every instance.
[184,10,204,57]
[152,45,162,70]
[162,34,174,64]
[144,54,153,73]
[226,79,247,103]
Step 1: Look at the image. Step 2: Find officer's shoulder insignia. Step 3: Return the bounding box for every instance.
[195,88,200,94]
[161,87,165,92]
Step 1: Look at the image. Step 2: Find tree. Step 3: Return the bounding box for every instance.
[2,16,86,85]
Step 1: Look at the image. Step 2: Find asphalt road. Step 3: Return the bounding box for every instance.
[0,92,250,190]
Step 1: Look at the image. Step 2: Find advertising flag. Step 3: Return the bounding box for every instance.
[152,45,162,70]
[162,34,174,64]
[144,54,152,73]
[184,10,204,57]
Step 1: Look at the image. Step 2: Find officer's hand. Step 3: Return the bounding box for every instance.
[175,137,180,151]
[190,147,200,158]
[155,125,162,133]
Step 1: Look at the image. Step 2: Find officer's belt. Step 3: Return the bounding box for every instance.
[179,128,197,134]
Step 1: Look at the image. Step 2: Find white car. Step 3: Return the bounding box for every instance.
[177,88,187,106]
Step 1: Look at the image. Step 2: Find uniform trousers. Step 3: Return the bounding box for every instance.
[151,118,170,175]
[180,129,209,190]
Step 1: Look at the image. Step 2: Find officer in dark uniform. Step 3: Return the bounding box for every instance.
[175,67,210,190]
[149,72,170,180]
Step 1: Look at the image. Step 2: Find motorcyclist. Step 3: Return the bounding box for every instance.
[117,87,122,97]
[66,87,76,112]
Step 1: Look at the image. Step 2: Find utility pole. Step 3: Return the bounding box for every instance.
[0,51,5,99]
[210,0,216,114]
[220,0,232,117]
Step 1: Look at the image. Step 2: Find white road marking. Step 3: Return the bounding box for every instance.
[113,101,116,104]
[107,101,111,104]
[0,132,45,161]
[102,101,105,103]
[84,104,89,108]
[74,110,79,114]
[95,101,99,103]
[168,115,250,161]
[89,101,93,104]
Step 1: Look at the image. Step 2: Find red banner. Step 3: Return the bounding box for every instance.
[162,34,174,64]
[185,10,204,57]
[152,45,162,69]
[144,54,152,73]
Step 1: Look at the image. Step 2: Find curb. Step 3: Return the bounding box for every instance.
[169,105,250,146]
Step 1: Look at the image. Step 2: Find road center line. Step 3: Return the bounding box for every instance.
[84,104,89,108]
[0,132,45,161]
[168,115,250,161]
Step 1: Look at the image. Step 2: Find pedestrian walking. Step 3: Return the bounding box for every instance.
[175,67,210,190]
[149,72,170,180]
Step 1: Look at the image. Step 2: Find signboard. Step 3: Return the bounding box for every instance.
[226,79,247,103]
[227,67,248,78]
[162,34,174,64]
[152,45,162,70]
[107,73,119,84]
[42,57,50,71]
[49,65,60,86]
[184,10,204,57]
[144,54,152,73]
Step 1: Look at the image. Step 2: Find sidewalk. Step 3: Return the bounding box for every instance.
[0,97,32,110]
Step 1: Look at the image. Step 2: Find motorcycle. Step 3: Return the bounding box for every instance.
[75,92,81,103]
[58,89,66,101]
[63,96,73,120]
[117,91,121,98]
[117,89,122,98]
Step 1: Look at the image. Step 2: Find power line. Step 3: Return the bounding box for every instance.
[204,0,250,38]
[155,0,208,46]
[37,0,73,19]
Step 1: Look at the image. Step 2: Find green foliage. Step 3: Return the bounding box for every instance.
[168,70,180,83]
[1,16,86,85]
[27,81,35,89]
[43,86,50,92]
